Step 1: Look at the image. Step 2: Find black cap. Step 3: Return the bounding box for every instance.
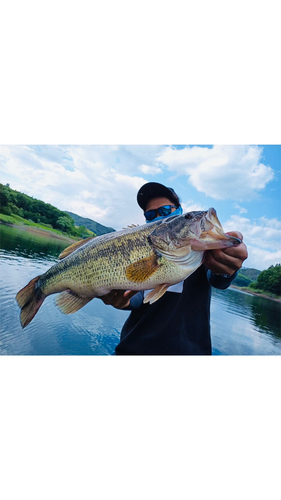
[137,182,180,211]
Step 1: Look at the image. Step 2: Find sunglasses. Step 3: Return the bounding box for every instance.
[144,205,177,221]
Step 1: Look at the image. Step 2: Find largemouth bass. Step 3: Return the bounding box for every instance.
[16,208,241,328]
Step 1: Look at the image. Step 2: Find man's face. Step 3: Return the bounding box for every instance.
[144,197,177,220]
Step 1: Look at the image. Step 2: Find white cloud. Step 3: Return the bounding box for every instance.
[157,145,275,201]
[181,200,208,213]
[259,216,281,229]
[139,164,162,175]
[223,214,281,270]
[244,246,281,270]
[0,145,157,229]
[234,204,248,214]
[224,215,281,250]
[80,190,96,200]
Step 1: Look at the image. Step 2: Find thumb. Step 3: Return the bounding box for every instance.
[226,231,243,242]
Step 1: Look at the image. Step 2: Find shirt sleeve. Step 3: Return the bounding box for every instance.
[207,269,238,290]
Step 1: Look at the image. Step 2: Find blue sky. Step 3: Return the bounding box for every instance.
[0,144,280,270]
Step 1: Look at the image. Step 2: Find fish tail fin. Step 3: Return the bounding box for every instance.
[16,276,45,328]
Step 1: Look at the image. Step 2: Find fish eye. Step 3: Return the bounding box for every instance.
[185,213,192,219]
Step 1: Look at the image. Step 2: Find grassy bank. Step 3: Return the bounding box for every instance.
[0,213,79,242]
[231,284,281,302]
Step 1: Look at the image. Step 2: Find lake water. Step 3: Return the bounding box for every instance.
[0,224,280,355]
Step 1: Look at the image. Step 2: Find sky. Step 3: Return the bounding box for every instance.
[0,144,280,271]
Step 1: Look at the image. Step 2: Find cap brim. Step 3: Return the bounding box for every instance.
[137,182,179,210]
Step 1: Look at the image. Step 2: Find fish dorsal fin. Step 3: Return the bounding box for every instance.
[122,224,139,229]
[143,284,169,304]
[125,254,160,282]
[55,290,94,314]
[58,237,94,260]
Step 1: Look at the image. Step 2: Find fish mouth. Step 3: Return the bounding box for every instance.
[190,208,241,251]
[149,207,241,254]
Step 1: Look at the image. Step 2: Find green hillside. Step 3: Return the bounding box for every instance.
[233,267,261,287]
[66,211,115,236]
[0,183,95,239]
[239,267,261,280]
[232,265,280,298]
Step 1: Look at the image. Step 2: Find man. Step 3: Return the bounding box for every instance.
[99,182,248,355]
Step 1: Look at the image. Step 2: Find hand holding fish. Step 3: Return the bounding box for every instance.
[203,231,248,276]
[97,289,138,309]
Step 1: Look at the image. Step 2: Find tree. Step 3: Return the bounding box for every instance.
[56,216,75,233]
[0,185,10,208]
[251,264,281,295]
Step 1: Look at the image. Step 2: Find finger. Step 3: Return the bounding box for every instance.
[123,290,139,300]
[113,288,137,297]
[205,248,239,266]
[96,289,122,304]
[211,236,247,259]
[221,242,248,261]
[113,290,138,309]
[104,289,119,297]
[110,289,133,297]
[225,231,243,242]
[203,251,241,275]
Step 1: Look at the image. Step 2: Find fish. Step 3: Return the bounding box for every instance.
[16,207,241,328]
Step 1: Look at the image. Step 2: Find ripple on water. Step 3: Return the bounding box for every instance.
[210,288,281,355]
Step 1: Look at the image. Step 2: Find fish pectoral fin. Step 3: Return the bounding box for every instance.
[125,254,160,283]
[143,284,169,304]
[55,290,94,314]
[58,237,94,260]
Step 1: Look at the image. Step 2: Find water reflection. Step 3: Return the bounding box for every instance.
[212,288,281,340]
[0,223,72,261]
[211,288,281,355]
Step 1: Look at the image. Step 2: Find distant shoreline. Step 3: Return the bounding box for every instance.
[230,284,281,303]
[0,221,77,243]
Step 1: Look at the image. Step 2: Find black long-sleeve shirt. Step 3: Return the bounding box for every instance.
[115,265,236,355]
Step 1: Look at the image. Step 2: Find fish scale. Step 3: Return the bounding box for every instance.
[39,220,181,296]
[16,208,241,328]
